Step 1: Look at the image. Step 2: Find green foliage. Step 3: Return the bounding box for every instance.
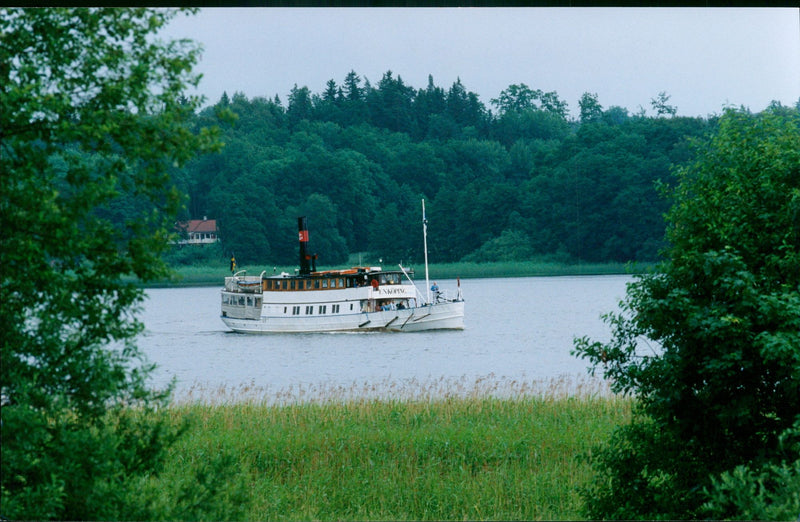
[702,421,800,521]
[651,90,678,117]
[462,229,536,262]
[573,107,800,519]
[578,92,603,123]
[163,241,227,266]
[177,77,712,267]
[153,394,631,521]
[0,8,231,520]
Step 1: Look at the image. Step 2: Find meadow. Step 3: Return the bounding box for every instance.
[148,377,632,521]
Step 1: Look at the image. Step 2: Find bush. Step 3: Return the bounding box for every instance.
[703,421,800,520]
[573,107,800,519]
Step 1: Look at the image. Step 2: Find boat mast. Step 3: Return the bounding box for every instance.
[422,199,430,304]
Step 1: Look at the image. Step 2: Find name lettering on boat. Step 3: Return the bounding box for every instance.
[379,287,406,296]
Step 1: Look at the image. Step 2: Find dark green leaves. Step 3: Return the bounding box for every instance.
[573,107,800,519]
[1,8,219,519]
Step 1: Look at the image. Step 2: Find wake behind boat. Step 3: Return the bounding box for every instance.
[220,203,464,333]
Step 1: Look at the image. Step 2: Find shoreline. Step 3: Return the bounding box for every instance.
[136,260,656,288]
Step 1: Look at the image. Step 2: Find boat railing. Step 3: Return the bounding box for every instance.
[225,270,264,293]
[431,288,463,303]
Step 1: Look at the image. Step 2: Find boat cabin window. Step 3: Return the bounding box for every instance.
[305,306,313,314]
[319,305,326,314]
[322,279,328,289]
[379,273,401,285]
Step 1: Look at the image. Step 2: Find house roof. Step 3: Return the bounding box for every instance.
[177,219,217,233]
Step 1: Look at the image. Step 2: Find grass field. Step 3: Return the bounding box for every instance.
[140,259,653,288]
[147,377,631,521]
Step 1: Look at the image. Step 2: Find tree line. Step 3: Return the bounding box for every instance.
[172,72,763,268]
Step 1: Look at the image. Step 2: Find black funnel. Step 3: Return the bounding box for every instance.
[298,216,311,275]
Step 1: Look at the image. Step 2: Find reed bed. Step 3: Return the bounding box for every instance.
[172,373,614,406]
[152,375,630,520]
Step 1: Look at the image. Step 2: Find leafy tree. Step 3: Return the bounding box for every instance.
[491,83,541,114]
[539,90,569,119]
[0,8,235,519]
[573,107,800,519]
[602,105,631,125]
[578,92,603,123]
[462,229,536,262]
[491,84,567,119]
[651,90,677,117]
[493,108,570,148]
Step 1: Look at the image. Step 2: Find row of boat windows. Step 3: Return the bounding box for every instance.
[222,295,262,307]
[267,278,348,291]
[265,273,403,291]
[286,304,351,315]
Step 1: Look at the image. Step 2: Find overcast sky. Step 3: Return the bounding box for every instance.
[161,8,800,119]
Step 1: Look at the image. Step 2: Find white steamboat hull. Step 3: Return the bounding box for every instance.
[221,300,464,334]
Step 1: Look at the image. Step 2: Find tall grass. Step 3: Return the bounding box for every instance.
[149,376,630,521]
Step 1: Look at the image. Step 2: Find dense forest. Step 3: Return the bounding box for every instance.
[168,70,793,267]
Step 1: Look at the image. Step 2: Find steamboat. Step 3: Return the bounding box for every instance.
[220,203,464,333]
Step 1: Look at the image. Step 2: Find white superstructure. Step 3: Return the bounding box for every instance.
[220,267,464,333]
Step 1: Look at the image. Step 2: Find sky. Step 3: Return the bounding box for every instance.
[161,7,800,119]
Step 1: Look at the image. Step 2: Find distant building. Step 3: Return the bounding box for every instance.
[174,217,219,245]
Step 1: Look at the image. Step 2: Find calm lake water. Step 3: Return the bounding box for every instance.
[138,275,632,402]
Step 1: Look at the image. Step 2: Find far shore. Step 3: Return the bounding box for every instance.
[136,260,656,288]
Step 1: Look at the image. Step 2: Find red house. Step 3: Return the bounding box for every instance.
[175,217,219,245]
